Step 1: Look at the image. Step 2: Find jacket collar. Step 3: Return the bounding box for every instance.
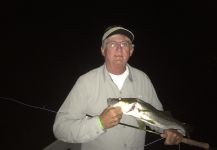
[102,63,133,82]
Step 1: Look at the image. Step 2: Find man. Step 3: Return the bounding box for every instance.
[53,26,183,150]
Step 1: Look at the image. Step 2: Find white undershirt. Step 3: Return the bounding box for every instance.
[109,66,129,90]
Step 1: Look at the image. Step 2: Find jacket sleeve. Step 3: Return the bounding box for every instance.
[53,77,105,143]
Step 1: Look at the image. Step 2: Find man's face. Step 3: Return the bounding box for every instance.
[101,34,134,67]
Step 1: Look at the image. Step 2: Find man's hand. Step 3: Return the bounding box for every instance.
[160,129,183,145]
[99,106,123,129]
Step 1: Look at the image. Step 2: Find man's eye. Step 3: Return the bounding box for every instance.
[121,42,128,47]
[110,43,116,47]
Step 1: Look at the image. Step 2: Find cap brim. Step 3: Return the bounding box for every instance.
[106,29,134,41]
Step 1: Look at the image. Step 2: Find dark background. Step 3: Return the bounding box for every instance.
[0,1,216,150]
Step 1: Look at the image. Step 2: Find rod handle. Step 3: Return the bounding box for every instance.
[182,137,210,150]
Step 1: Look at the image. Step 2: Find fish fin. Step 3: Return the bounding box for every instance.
[136,119,146,130]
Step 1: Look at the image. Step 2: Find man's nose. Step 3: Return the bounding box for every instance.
[116,44,123,51]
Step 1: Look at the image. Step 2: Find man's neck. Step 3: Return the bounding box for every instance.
[106,64,126,75]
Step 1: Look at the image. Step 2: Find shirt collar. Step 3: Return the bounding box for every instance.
[102,64,133,82]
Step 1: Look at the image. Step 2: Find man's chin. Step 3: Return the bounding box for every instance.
[113,61,124,65]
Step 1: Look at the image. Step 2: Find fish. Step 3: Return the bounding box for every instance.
[107,97,211,150]
[107,97,186,136]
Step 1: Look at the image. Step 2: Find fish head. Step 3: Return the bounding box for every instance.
[107,98,137,113]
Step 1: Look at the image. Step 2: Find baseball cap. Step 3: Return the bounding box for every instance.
[102,26,134,42]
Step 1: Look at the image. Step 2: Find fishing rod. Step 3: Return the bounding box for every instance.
[121,119,210,149]
[119,121,210,149]
[108,97,214,150]
[0,97,213,150]
[121,122,210,150]
[86,114,210,149]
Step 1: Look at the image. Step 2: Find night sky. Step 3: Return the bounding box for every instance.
[1,1,217,150]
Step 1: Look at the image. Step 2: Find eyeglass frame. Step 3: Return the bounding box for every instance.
[103,41,134,49]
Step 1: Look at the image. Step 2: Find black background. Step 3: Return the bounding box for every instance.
[1,1,216,150]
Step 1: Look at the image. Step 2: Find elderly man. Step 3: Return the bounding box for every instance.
[53,26,183,150]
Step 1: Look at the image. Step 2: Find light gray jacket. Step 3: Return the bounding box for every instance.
[53,64,163,150]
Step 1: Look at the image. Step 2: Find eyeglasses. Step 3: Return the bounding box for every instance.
[106,41,132,49]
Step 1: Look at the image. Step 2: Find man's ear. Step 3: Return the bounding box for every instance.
[129,47,134,56]
[101,47,105,56]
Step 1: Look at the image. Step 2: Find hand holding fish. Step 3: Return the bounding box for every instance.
[160,129,183,145]
[99,106,123,129]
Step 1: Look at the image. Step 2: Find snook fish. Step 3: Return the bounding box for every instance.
[107,98,211,150]
[107,98,186,136]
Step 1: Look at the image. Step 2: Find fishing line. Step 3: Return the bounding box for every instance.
[144,137,165,148]
[0,96,158,135]
[0,96,56,113]
[144,138,181,150]
[0,96,166,148]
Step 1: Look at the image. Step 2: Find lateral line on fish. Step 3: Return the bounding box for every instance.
[86,114,159,135]
[118,122,160,135]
